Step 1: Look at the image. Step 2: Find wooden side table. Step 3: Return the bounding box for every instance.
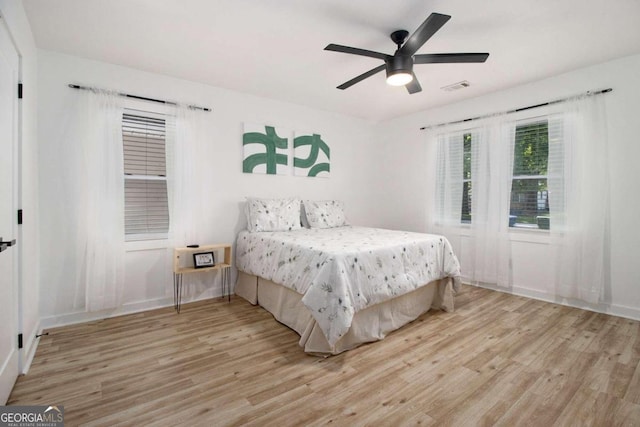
[172,243,232,313]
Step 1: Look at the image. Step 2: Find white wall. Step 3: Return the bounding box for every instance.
[37,50,382,326]
[376,53,640,319]
[35,45,640,326]
[0,0,39,371]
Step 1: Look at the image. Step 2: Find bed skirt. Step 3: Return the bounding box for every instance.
[235,271,455,355]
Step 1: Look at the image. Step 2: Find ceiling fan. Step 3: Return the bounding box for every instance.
[324,12,489,94]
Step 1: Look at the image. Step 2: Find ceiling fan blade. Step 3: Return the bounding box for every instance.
[399,13,451,56]
[336,64,386,90]
[414,53,490,64]
[406,73,422,94]
[325,44,391,61]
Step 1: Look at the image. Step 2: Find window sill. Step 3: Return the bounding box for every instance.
[456,225,550,244]
[509,228,550,244]
[125,239,169,252]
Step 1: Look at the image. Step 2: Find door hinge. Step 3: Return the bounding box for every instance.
[18,83,23,99]
[18,333,23,349]
[17,209,23,225]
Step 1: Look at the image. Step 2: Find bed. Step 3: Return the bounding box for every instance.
[235,209,461,355]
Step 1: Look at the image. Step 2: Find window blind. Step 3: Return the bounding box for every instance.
[123,114,166,176]
[510,121,549,226]
[509,117,563,229]
[123,113,169,237]
[434,132,465,226]
[461,133,472,223]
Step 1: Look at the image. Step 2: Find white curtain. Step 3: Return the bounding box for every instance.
[71,89,125,312]
[431,115,514,288]
[167,106,211,247]
[549,94,610,303]
[469,115,514,287]
[430,132,464,252]
[431,94,609,303]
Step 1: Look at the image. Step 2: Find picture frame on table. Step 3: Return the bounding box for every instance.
[193,251,215,268]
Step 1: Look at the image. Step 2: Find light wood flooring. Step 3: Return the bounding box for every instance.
[8,285,640,426]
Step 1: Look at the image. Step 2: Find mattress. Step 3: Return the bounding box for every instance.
[236,226,461,349]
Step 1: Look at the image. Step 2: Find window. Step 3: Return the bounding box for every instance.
[435,116,562,232]
[461,133,472,223]
[434,131,476,227]
[123,112,170,240]
[509,120,549,229]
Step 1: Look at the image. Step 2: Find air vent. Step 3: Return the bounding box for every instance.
[441,80,471,92]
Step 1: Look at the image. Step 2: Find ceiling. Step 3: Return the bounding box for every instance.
[22,0,640,122]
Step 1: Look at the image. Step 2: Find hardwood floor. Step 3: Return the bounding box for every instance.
[9,285,640,426]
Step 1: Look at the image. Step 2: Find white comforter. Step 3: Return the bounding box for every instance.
[235,226,461,346]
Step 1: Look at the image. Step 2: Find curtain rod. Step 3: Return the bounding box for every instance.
[419,87,612,131]
[68,84,212,112]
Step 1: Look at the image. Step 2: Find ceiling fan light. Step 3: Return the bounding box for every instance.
[386,71,413,86]
[385,55,414,86]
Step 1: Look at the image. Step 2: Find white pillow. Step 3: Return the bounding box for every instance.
[303,200,348,229]
[245,197,302,232]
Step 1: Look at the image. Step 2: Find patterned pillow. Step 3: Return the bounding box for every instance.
[245,198,302,232]
[303,200,348,229]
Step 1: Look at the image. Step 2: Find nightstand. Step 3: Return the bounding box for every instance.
[172,243,232,313]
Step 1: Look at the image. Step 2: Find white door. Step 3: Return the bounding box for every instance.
[0,17,20,404]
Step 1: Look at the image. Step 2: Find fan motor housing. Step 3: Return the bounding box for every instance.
[390,30,409,46]
[385,54,413,78]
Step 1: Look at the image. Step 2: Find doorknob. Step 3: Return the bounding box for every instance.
[0,237,16,253]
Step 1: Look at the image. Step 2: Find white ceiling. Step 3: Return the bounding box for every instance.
[22,0,640,122]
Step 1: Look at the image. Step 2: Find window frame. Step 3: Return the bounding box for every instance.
[433,110,562,241]
[122,107,171,242]
[509,118,551,231]
[461,132,472,224]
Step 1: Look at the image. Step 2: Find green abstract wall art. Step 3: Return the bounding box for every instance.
[243,123,289,175]
[293,132,330,178]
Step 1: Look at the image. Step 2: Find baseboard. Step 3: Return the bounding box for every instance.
[39,291,221,331]
[21,319,41,374]
[470,282,640,321]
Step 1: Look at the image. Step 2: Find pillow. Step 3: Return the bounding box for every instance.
[245,197,302,232]
[303,200,348,229]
